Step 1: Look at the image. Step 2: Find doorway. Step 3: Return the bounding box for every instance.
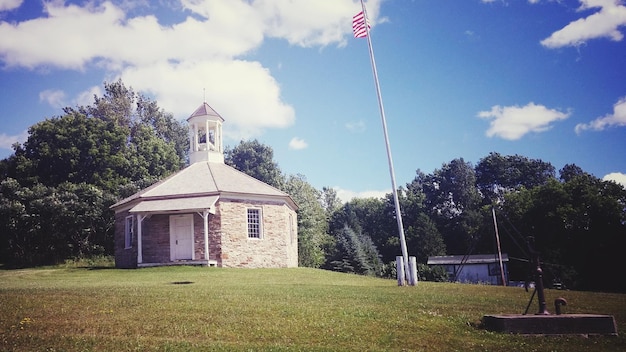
[170,214,194,261]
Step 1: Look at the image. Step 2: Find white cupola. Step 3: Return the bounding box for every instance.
[187,102,225,164]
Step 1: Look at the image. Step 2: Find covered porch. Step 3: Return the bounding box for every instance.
[128,195,220,267]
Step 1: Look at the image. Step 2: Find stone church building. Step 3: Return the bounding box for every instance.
[111,103,298,268]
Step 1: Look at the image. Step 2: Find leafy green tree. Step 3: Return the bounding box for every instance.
[320,186,342,220]
[8,80,185,195]
[135,94,189,165]
[475,152,555,204]
[69,79,188,169]
[0,79,187,266]
[9,112,130,193]
[414,159,483,255]
[0,178,114,266]
[0,178,35,264]
[560,173,626,291]
[404,213,446,263]
[283,174,331,268]
[403,178,447,262]
[225,139,285,189]
[86,79,135,127]
[126,124,181,183]
[418,159,481,218]
[501,174,626,292]
[559,163,586,182]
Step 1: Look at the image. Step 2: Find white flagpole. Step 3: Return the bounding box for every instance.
[359,0,414,285]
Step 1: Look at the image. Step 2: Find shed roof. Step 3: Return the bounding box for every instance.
[427,254,509,265]
[111,161,296,212]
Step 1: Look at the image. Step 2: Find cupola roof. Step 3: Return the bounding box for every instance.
[187,102,224,122]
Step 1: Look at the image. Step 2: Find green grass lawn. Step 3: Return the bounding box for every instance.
[1,265,624,351]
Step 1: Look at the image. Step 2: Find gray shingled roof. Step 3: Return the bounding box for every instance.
[111,161,296,212]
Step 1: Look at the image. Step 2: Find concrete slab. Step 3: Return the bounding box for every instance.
[482,314,618,336]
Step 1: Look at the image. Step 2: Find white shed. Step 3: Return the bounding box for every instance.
[427,254,509,285]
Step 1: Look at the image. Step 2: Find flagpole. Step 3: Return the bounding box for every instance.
[359,0,414,285]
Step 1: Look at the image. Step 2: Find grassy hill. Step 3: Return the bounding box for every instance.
[1,265,624,351]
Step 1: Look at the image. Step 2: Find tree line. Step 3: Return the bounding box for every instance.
[1,81,624,293]
[226,134,625,293]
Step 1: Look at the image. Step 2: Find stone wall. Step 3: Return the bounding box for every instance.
[219,199,298,268]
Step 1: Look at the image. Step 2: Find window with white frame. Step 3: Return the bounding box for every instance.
[124,215,134,249]
[247,208,262,239]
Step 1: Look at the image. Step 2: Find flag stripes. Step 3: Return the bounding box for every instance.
[352,11,369,38]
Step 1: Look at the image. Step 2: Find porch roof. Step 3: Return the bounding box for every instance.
[111,161,297,212]
[129,195,219,214]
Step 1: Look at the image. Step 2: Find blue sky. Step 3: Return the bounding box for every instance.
[0,0,625,201]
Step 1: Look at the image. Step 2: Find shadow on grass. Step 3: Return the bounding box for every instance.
[0,262,31,270]
[84,266,117,270]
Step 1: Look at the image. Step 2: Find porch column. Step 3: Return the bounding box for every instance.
[136,214,147,264]
[198,210,210,261]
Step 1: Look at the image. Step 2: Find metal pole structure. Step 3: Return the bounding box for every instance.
[492,207,507,286]
[359,0,413,285]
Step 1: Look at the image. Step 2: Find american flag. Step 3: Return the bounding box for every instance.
[352,11,369,38]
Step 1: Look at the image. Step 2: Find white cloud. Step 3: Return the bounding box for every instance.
[345,120,366,133]
[0,0,22,12]
[288,137,308,150]
[39,89,66,108]
[478,102,571,140]
[41,86,103,109]
[0,0,383,138]
[575,96,626,133]
[603,172,626,188]
[120,60,295,139]
[0,130,28,150]
[333,186,389,203]
[541,0,626,48]
[0,0,380,69]
[0,2,127,69]
[256,0,367,48]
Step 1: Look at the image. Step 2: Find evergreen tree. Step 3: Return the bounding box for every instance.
[328,225,382,276]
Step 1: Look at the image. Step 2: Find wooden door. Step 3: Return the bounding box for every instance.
[170,214,193,261]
